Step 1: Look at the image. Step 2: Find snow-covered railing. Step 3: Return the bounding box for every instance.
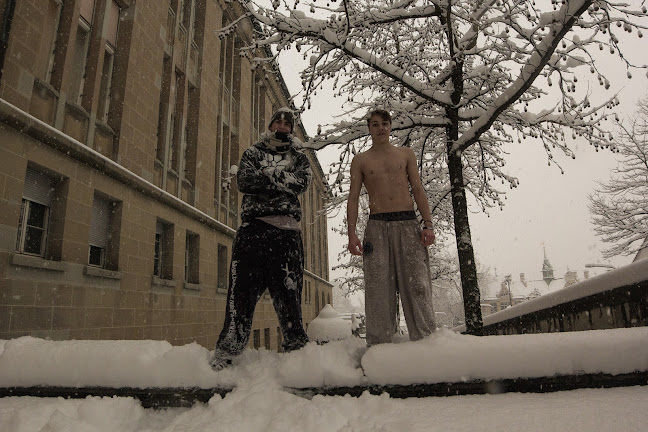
[455,259,648,335]
[2,329,648,407]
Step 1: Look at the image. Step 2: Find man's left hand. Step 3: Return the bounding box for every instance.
[420,228,435,246]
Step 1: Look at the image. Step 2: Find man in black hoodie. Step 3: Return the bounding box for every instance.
[210,108,311,371]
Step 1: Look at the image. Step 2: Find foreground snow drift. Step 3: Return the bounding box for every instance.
[1,329,648,432]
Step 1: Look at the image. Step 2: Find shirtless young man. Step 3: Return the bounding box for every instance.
[347,109,436,345]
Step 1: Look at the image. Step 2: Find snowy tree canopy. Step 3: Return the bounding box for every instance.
[227,0,648,333]
[589,97,648,259]
[242,1,647,148]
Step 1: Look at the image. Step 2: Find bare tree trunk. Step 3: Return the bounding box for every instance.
[444,17,484,333]
[447,107,483,335]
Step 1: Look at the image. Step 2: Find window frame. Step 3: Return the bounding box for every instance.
[45,0,65,83]
[68,17,92,105]
[16,199,51,257]
[154,219,174,279]
[154,222,164,277]
[88,193,114,268]
[97,43,115,122]
[17,168,57,258]
[215,17,241,227]
[184,231,200,284]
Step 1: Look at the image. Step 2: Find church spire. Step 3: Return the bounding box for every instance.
[542,243,555,286]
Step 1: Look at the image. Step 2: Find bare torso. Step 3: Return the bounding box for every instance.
[357,146,414,214]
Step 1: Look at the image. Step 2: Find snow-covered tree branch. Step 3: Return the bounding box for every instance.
[227,0,648,333]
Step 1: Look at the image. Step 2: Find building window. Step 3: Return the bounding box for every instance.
[45,0,64,82]
[66,0,95,104]
[251,72,265,143]
[88,193,111,267]
[170,70,185,172]
[154,223,163,276]
[321,197,328,279]
[264,328,271,350]
[308,281,312,304]
[184,84,199,183]
[88,192,121,270]
[96,1,120,122]
[97,46,115,121]
[315,287,320,312]
[156,55,173,164]
[17,169,56,257]
[154,219,174,279]
[180,0,196,33]
[184,231,199,284]
[253,329,260,349]
[310,189,316,270]
[215,16,241,227]
[217,243,228,291]
[17,200,50,257]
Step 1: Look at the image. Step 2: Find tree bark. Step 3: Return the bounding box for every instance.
[445,17,483,333]
[446,105,483,334]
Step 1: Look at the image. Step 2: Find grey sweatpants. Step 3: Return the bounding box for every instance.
[363,218,436,345]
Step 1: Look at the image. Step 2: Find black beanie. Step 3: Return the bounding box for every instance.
[268,109,294,133]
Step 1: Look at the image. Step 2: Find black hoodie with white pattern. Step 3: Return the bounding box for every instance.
[236,137,312,223]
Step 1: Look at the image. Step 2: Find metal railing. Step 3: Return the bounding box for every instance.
[455,259,648,335]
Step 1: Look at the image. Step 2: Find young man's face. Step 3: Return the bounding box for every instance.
[269,118,292,134]
[368,114,392,141]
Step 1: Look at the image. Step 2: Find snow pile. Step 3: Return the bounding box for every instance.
[361,327,648,385]
[0,338,224,389]
[2,327,647,390]
[3,387,648,432]
[278,338,366,388]
[306,304,353,343]
[1,329,648,432]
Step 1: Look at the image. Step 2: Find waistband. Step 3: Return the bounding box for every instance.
[368,211,416,222]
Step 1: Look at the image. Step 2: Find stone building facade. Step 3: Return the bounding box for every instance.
[0,0,332,351]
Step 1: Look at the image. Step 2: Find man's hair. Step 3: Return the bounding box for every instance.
[366,109,392,126]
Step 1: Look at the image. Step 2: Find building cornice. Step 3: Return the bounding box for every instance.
[0,98,237,238]
[304,269,333,287]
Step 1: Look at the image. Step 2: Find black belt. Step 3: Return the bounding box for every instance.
[368,211,416,221]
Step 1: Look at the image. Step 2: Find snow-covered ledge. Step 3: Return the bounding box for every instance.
[455,258,648,333]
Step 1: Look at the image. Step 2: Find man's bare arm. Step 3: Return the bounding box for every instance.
[405,148,435,246]
[347,156,364,255]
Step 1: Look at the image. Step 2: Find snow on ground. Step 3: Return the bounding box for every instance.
[1,328,648,431]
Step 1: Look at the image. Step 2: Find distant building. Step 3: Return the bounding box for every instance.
[481,250,606,316]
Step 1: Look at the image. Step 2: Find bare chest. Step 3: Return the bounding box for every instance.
[362,155,408,182]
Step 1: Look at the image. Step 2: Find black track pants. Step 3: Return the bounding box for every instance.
[215,219,309,357]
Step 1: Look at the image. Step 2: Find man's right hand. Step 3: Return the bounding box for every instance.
[348,233,363,256]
